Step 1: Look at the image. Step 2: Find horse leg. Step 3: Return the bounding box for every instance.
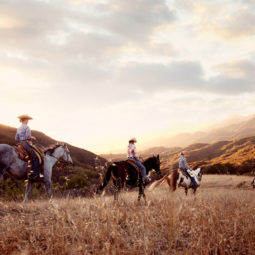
[193,188,197,195]
[0,166,8,182]
[138,179,144,202]
[44,180,52,199]
[113,179,120,200]
[23,181,33,203]
[185,187,188,196]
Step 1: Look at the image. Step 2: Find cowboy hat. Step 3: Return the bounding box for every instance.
[129,137,137,143]
[17,114,33,120]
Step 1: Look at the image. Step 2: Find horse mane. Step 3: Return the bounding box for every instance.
[44,144,62,155]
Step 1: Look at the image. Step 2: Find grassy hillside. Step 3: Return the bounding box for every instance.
[0,124,107,199]
[0,175,254,254]
[159,136,255,175]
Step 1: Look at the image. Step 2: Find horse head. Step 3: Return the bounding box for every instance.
[152,154,161,175]
[196,167,202,182]
[45,144,73,165]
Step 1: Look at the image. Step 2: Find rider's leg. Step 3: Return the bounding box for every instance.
[190,177,198,188]
[21,142,40,176]
[135,160,148,180]
[185,168,198,188]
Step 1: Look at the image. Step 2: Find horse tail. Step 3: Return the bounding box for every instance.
[97,163,117,192]
[149,173,170,190]
[171,169,178,191]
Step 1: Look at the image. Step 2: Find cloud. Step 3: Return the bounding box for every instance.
[174,0,255,40]
[113,59,255,95]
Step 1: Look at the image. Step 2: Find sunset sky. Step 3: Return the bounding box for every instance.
[0,0,255,153]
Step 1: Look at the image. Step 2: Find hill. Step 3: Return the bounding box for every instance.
[0,124,106,168]
[0,124,107,199]
[159,136,255,175]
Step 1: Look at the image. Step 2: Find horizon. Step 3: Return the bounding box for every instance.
[1,0,255,154]
[1,112,254,154]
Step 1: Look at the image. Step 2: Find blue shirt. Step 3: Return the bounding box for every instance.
[179,155,189,169]
[15,123,31,141]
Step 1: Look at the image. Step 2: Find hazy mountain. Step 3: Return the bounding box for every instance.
[154,114,255,148]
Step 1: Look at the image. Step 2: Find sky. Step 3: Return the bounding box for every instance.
[0,0,255,154]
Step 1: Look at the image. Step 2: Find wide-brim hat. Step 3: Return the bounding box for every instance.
[129,138,137,143]
[17,114,33,120]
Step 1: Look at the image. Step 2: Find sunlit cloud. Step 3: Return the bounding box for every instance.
[0,0,254,153]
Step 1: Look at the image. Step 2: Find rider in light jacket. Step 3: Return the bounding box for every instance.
[127,138,150,183]
[15,114,40,180]
[178,152,198,189]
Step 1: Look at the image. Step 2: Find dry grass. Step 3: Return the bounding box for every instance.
[0,175,255,255]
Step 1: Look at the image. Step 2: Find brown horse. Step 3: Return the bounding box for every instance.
[97,155,161,201]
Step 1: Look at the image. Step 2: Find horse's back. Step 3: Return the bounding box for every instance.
[0,144,15,155]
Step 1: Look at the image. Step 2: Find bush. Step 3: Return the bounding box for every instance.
[66,175,90,189]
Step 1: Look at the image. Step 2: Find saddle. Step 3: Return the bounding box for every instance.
[14,144,44,166]
[178,168,190,179]
[126,159,142,175]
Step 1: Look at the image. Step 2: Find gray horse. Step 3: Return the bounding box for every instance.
[0,143,73,202]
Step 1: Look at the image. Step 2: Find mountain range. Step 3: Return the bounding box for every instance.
[152,114,255,149]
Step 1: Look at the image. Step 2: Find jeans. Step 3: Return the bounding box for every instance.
[133,158,147,180]
[185,168,198,188]
[21,142,40,175]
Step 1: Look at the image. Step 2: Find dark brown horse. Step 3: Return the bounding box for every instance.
[97,155,161,201]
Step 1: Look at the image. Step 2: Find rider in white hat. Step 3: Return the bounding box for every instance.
[127,138,150,183]
[15,114,40,180]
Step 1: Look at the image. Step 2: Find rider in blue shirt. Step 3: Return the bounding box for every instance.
[15,114,40,180]
[178,152,198,189]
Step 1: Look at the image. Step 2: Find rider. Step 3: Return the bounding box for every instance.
[127,138,151,183]
[178,152,198,189]
[15,114,40,180]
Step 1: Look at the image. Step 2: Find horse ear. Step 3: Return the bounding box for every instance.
[157,154,159,159]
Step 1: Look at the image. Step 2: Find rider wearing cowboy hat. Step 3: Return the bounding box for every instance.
[178,152,198,189]
[15,114,40,180]
[127,138,150,183]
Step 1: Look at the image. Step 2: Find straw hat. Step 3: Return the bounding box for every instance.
[17,114,33,121]
[129,138,137,143]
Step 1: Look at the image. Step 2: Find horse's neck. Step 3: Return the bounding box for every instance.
[143,158,154,172]
[52,147,63,159]
[193,168,200,176]
[44,147,63,168]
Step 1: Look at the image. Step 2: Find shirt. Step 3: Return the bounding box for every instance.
[15,123,31,141]
[127,143,139,159]
[178,155,189,169]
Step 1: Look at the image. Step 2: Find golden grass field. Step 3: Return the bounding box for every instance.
[0,175,254,255]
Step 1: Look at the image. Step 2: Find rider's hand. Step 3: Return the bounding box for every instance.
[31,136,36,141]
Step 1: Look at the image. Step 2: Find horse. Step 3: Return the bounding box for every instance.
[97,155,161,201]
[150,167,202,195]
[0,143,73,202]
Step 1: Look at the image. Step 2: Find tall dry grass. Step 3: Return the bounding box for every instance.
[0,175,254,255]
